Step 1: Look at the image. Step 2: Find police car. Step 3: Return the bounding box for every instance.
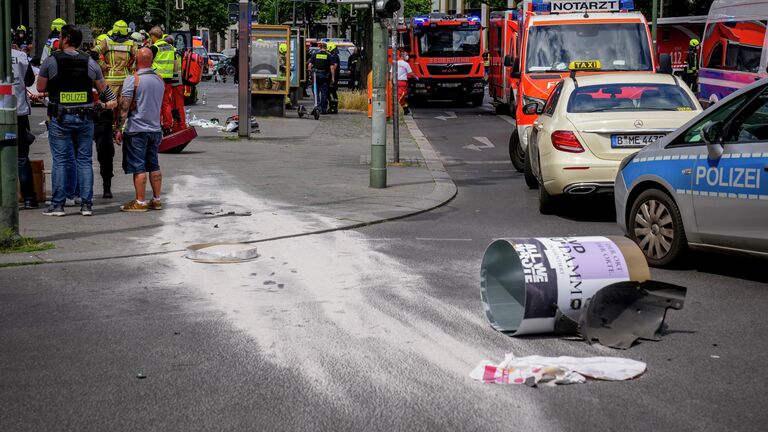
[524,65,701,214]
[616,78,768,266]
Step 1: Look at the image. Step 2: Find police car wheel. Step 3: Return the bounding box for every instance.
[509,131,525,172]
[523,147,538,189]
[629,189,687,267]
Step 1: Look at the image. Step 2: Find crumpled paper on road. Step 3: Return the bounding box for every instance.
[470,353,646,386]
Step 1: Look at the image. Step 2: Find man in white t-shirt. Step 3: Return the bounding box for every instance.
[396,51,417,115]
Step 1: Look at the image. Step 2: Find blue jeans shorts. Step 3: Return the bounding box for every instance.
[123,131,162,174]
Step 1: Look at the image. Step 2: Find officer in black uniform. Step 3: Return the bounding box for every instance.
[37,25,115,216]
[327,42,340,114]
[308,42,337,114]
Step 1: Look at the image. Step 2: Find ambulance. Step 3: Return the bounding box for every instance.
[402,13,486,106]
[488,9,520,114]
[502,0,659,172]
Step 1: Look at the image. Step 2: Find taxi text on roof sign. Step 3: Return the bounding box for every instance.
[569,60,602,70]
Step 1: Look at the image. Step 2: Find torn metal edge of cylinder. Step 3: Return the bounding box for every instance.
[185,243,259,263]
[577,280,687,350]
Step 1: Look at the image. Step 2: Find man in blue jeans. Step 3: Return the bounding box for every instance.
[37,25,114,216]
[115,48,164,212]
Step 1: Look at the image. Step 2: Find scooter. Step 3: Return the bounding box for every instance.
[310,70,320,120]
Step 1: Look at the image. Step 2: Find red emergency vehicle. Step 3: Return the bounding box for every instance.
[488,10,520,114]
[402,13,485,106]
[496,0,658,171]
[656,16,706,72]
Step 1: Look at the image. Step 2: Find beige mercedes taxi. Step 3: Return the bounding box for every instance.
[523,67,702,214]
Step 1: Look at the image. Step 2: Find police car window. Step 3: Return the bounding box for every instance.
[675,91,752,145]
[725,89,768,143]
[543,81,563,116]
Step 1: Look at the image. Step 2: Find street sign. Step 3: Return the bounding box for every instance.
[176,0,185,10]
[337,0,371,3]
[353,3,370,8]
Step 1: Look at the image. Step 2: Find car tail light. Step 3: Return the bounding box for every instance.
[551,131,584,153]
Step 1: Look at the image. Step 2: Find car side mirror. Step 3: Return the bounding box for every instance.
[658,53,673,74]
[523,102,543,115]
[701,121,724,160]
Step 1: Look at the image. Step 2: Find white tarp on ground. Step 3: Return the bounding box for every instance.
[470,353,647,386]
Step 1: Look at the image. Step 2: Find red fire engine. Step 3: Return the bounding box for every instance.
[402,13,486,106]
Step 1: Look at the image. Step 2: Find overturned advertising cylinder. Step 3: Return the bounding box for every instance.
[480,236,650,336]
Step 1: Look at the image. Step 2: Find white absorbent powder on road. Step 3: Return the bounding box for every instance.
[151,175,494,394]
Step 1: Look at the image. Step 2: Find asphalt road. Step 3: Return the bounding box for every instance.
[2,93,767,431]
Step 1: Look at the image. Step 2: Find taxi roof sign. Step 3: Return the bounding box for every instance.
[531,0,634,13]
[569,60,602,70]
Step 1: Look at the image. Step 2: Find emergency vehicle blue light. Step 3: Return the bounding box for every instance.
[415,17,428,23]
[531,0,549,13]
[620,0,635,9]
[469,16,480,21]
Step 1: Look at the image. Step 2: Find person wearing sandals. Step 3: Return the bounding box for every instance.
[115,48,164,212]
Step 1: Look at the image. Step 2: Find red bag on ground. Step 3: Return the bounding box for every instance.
[182,50,203,86]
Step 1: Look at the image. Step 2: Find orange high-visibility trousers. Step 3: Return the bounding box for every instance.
[171,85,186,132]
[161,82,173,130]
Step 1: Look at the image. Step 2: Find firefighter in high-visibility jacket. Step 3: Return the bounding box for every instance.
[93,20,137,104]
[149,26,176,133]
[41,18,66,63]
[683,38,700,92]
[165,35,186,132]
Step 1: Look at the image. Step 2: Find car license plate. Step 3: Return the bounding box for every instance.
[611,134,665,148]
[441,83,461,88]
[338,80,349,86]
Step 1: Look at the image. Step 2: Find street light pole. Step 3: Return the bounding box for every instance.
[0,0,19,232]
[165,0,171,32]
[651,0,659,52]
[370,17,387,188]
[390,14,399,163]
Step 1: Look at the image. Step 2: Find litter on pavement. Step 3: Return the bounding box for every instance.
[217,104,237,109]
[224,115,260,133]
[470,353,646,386]
[185,243,259,263]
[188,115,224,130]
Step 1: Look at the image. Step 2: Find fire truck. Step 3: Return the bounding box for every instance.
[402,13,486,106]
[488,10,520,114]
[493,0,661,172]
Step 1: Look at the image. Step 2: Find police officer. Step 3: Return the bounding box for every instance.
[327,42,340,114]
[684,38,700,92]
[149,26,176,133]
[37,25,115,216]
[278,42,290,106]
[94,20,137,99]
[12,40,38,209]
[308,42,337,114]
[348,47,361,90]
[41,18,66,63]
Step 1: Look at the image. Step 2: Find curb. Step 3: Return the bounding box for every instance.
[0,115,457,268]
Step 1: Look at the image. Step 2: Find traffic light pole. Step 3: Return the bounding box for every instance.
[0,0,20,232]
[238,0,251,138]
[370,18,387,188]
[390,14,399,164]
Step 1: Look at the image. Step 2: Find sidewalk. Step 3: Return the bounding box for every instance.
[1,82,456,265]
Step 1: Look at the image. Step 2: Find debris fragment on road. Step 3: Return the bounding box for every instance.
[185,243,259,263]
[470,353,646,386]
[578,281,687,349]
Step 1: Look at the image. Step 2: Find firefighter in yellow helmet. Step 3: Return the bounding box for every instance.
[326,42,340,114]
[93,21,137,112]
[41,18,67,63]
[684,38,700,91]
[165,35,187,133]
